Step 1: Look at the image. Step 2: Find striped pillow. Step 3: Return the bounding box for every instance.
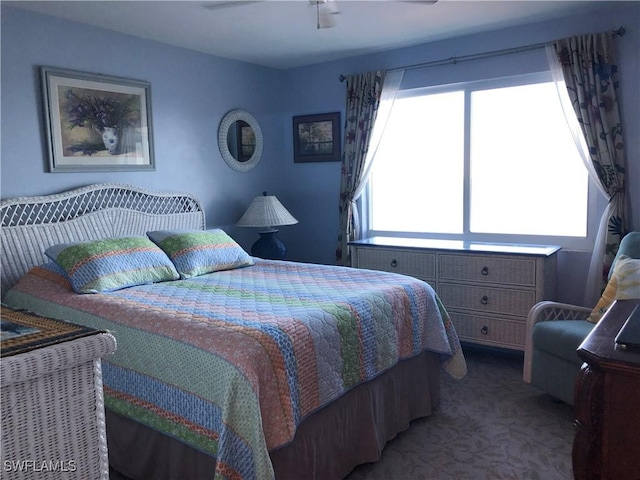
[147,229,254,278]
[45,236,179,293]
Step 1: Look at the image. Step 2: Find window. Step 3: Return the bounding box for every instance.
[367,72,596,249]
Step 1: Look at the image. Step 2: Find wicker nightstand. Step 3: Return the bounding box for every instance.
[1,307,116,479]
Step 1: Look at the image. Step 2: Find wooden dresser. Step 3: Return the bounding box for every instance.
[573,299,640,480]
[349,237,559,351]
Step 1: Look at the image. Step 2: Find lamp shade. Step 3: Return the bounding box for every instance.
[237,193,298,229]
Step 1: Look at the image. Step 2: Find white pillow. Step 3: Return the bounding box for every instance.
[614,255,640,299]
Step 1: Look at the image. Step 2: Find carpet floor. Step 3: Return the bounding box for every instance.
[110,347,575,479]
[344,347,575,480]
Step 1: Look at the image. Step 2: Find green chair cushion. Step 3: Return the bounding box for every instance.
[532,320,595,364]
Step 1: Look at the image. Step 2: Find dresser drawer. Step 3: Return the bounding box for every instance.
[355,248,436,279]
[449,312,526,349]
[438,282,535,317]
[439,254,536,286]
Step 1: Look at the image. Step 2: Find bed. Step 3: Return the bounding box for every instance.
[1,183,466,480]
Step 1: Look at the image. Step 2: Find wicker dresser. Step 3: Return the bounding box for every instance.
[350,237,560,351]
[1,308,116,479]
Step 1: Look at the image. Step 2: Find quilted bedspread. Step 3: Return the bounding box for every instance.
[4,259,466,480]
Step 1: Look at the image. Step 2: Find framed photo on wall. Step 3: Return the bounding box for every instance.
[293,112,341,163]
[41,66,154,172]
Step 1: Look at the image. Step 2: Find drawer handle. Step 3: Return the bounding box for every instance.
[390,259,398,268]
[481,326,489,335]
[481,266,489,276]
[480,295,489,305]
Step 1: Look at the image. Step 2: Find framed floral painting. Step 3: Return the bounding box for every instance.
[41,66,154,172]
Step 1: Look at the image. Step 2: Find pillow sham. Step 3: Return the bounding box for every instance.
[146,229,254,278]
[45,236,179,294]
[588,255,640,323]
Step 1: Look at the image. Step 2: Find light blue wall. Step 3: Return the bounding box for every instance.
[280,3,639,304]
[1,5,287,247]
[2,4,638,305]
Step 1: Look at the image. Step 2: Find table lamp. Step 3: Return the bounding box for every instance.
[237,192,298,260]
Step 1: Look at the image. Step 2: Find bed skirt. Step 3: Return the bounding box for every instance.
[107,350,440,480]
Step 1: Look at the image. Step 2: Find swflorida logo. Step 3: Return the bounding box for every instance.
[3,460,77,472]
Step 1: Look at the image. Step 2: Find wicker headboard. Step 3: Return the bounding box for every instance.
[1,183,205,298]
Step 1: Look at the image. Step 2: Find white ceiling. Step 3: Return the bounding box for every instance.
[9,0,624,69]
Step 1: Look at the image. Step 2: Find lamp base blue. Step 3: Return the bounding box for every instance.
[251,230,287,260]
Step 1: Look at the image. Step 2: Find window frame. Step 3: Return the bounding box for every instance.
[362,72,604,251]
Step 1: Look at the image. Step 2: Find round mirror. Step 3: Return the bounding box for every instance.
[218,109,263,172]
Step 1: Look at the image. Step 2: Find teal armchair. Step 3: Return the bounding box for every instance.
[523,231,640,405]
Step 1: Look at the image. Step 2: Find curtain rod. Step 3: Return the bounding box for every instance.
[338,26,625,82]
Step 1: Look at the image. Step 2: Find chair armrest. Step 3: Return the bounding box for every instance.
[527,301,593,324]
[523,301,593,383]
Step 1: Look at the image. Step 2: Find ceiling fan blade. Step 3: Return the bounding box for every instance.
[202,1,263,11]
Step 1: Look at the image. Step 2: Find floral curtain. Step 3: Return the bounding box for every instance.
[549,32,628,304]
[335,71,385,265]
[335,70,403,265]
